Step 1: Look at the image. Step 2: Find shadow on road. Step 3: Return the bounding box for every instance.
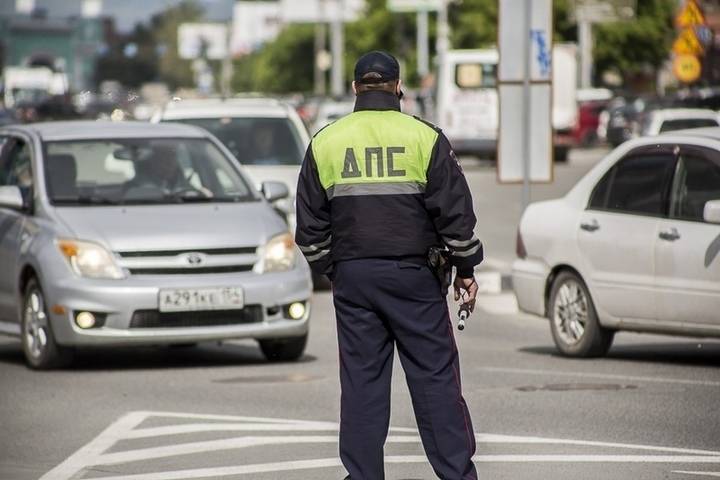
[518,342,720,367]
[0,340,317,371]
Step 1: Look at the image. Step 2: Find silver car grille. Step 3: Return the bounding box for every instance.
[115,247,258,275]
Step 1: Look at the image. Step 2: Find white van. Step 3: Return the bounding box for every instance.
[436,50,499,158]
[436,46,578,161]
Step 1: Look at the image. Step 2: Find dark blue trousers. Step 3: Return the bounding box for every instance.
[332,258,477,480]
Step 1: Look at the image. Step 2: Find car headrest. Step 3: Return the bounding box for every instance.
[46,154,78,197]
[47,154,78,180]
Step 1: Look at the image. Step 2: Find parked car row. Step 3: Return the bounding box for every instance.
[597,91,720,148]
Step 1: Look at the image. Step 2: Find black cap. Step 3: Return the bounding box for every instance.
[354,51,400,84]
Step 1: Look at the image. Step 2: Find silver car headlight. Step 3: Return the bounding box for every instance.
[258,233,297,273]
[56,239,125,279]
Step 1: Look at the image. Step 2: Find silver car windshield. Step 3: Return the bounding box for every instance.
[170,117,304,166]
[43,138,257,206]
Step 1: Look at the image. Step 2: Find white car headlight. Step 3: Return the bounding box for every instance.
[56,239,125,279]
[259,233,296,273]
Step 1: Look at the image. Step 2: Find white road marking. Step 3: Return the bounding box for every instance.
[477,366,720,387]
[85,456,720,480]
[39,411,147,480]
[125,426,720,457]
[674,472,720,477]
[41,410,720,480]
[125,422,341,439]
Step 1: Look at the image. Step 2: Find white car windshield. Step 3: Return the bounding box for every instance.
[171,117,304,166]
[659,118,719,133]
[43,138,257,206]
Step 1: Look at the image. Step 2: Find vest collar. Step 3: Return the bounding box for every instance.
[353,90,401,112]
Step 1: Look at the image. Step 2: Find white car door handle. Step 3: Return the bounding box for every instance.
[580,219,600,232]
[658,227,681,242]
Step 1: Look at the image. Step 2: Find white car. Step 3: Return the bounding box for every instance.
[640,108,720,136]
[152,97,311,229]
[513,128,720,357]
[310,98,355,135]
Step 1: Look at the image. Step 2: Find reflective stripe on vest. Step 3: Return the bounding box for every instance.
[311,111,439,196]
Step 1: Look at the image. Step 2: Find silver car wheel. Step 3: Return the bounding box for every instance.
[552,279,588,346]
[24,289,49,360]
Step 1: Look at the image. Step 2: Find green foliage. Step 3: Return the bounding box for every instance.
[594,0,676,79]
[233,24,316,93]
[229,0,674,93]
[152,0,204,89]
[449,0,497,49]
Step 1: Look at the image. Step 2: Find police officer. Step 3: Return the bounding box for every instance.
[296,51,482,480]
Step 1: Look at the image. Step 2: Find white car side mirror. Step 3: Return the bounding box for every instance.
[261,181,289,203]
[0,185,24,211]
[703,200,720,224]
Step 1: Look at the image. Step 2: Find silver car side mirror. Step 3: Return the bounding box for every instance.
[703,200,720,224]
[261,181,289,203]
[0,185,24,211]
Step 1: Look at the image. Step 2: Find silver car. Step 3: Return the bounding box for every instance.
[0,121,312,369]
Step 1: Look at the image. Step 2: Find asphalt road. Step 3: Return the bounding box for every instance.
[2,148,720,480]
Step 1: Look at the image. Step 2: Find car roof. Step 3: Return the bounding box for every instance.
[650,108,719,120]
[2,121,207,141]
[159,97,292,119]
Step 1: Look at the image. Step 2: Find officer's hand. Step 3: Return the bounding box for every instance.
[454,275,478,312]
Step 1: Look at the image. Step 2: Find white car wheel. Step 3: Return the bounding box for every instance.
[21,278,73,369]
[549,271,614,358]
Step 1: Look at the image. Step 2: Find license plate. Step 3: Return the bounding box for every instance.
[158,287,244,312]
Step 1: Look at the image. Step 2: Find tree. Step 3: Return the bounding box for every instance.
[593,0,676,84]
[232,25,315,93]
[151,0,204,90]
[229,0,675,94]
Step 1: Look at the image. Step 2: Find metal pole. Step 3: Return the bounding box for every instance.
[436,0,449,77]
[579,18,593,88]
[330,0,344,97]
[221,21,233,97]
[521,0,531,209]
[314,22,327,95]
[417,9,429,77]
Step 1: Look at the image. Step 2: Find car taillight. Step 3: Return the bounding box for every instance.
[516,228,527,259]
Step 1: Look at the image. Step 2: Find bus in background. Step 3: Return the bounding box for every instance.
[436,45,578,162]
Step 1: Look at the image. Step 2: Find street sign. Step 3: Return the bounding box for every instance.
[673,54,702,83]
[280,0,365,23]
[499,0,552,82]
[178,23,228,60]
[571,0,636,23]
[676,0,705,29]
[498,0,553,189]
[673,27,704,56]
[81,0,102,18]
[694,25,713,47]
[387,0,443,12]
[498,83,553,184]
[231,2,282,57]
